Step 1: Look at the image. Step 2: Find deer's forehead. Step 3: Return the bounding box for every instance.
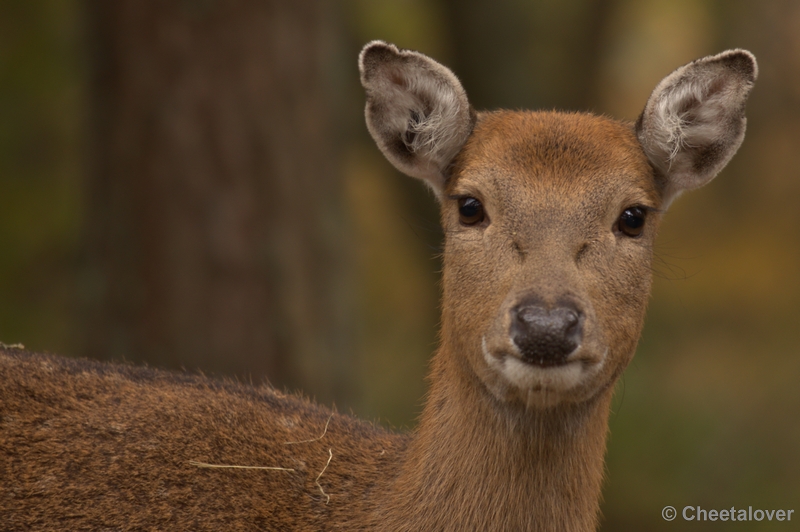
[448,111,658,210]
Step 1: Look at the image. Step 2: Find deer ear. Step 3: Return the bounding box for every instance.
[636,50,757,206]
[359,41,476,196]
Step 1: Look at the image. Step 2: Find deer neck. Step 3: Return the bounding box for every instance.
[373,345,612,532]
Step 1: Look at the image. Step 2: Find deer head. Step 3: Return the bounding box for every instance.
[360,41,756,411]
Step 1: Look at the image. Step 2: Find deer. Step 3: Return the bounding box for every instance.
[0,41,756,531]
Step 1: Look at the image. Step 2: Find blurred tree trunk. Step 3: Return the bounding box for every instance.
[83,0,356,406]
[441,0,618,111]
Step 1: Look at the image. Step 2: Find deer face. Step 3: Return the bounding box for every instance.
[440,111,660,408]
[360,41,756,410]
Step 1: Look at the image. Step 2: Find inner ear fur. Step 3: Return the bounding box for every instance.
[359,41,476,196]
[636,49,757,206]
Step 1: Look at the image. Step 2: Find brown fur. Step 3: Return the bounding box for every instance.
[0,43,756,531]
[1,347,404,530]
[367,111,657,531]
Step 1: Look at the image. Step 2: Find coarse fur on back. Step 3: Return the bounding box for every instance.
[1,42,756,531]
[0,347,405,530]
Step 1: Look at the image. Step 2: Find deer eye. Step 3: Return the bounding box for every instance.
[457,197,485,226]
[616,206,647,237]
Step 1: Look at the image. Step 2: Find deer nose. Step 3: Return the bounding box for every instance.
[510,299,583,366]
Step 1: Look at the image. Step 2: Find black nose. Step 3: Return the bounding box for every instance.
[510,299,583,366]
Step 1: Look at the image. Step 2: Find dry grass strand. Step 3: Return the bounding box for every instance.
[285,413,333,445]
[189,460,294,472]
[316,448,333,504]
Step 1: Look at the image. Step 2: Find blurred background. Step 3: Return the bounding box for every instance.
[1,0,798,529]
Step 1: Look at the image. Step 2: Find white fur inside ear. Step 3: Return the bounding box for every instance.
[382,66,466,173]
[359,41,475,195]
[637,49,757,206]
[655,82,713,165]
[650,73,738,172]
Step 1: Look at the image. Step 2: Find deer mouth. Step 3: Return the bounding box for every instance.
[481,336,607,407]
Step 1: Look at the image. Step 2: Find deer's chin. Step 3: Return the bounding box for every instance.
[481,337,607,408]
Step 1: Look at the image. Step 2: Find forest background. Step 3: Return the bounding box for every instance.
[2,1,798,529]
